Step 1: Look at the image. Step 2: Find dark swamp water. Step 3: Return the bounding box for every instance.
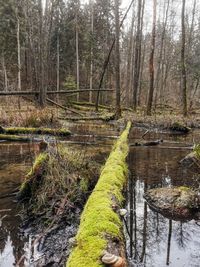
[0,123,200,267]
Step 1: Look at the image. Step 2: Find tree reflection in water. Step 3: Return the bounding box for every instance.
[126,137,200,267]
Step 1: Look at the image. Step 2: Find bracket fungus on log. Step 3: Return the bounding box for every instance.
[101,251,125,267]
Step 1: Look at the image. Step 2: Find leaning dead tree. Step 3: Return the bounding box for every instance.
[95,0,135,112]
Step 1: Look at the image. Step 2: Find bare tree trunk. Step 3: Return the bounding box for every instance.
[89,0,94,103]
[181,0,187,116]
[154,0,170,107]
[146,0,157,116]
[38,0,45,106]
[114,0,121,119]
[126,4,135,106]
[57,34,60,92]
[17,16,21,91]
[133,0,142,111]
[76,11,80,102]
[137,41,146,106]
[137,0,145,106]
[1,54,8,92]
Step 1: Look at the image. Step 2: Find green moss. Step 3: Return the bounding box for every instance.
[67,122,131,267]
[70,101,110,110]
[19,152,49,199]
[4,127,71,136]
[193,144,200,159]
[178,186,190,191]
[0,134,31,142]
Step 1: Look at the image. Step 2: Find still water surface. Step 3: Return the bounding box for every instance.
[0,124,200,266]
[127,127,200,267]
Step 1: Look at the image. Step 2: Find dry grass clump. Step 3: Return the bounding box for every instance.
[0,108,60,128]
[23,145,100,224]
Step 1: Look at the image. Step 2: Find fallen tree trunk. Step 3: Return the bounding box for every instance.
[67,122,131,267]
[70,101,111,110]
[131,139,163,146]
[0,134,34,142]
[59,113,115,122]
[0,126,71,137]
[0,89,113,96]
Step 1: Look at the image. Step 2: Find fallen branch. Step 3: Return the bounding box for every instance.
[0,209,11,212]
[46,98,83,116]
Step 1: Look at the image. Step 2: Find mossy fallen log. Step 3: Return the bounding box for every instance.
[66,122,131,267]
[0,126,71,136]
[17,152,49,200]
[60,113,115,122]
[0,134,34,142]
[144,187,200,221]
[70,101,111,110]
[131,139,163,146]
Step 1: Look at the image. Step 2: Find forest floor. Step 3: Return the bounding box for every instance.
[1,97,200,130]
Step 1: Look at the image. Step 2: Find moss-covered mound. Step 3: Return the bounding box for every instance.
[67,122,131,267]
[144,186,200,221]
[18,152,49,200]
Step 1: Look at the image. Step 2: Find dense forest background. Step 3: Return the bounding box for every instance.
[0,0,200,116]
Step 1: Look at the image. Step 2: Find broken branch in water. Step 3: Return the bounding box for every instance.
[0,209,11,212]
[131,139,163,146]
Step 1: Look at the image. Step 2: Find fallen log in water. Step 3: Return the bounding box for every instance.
[59,113,115,122]
[70,101,111,110]
[0,126,71,137]
[131,139,163,146]
[0,134,34,142]
[67,122,131,267]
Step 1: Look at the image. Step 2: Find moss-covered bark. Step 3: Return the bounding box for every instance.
[61,113,115,122]
[66,122,131,267]
[0,127,71,136]
[0,134,32,142]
